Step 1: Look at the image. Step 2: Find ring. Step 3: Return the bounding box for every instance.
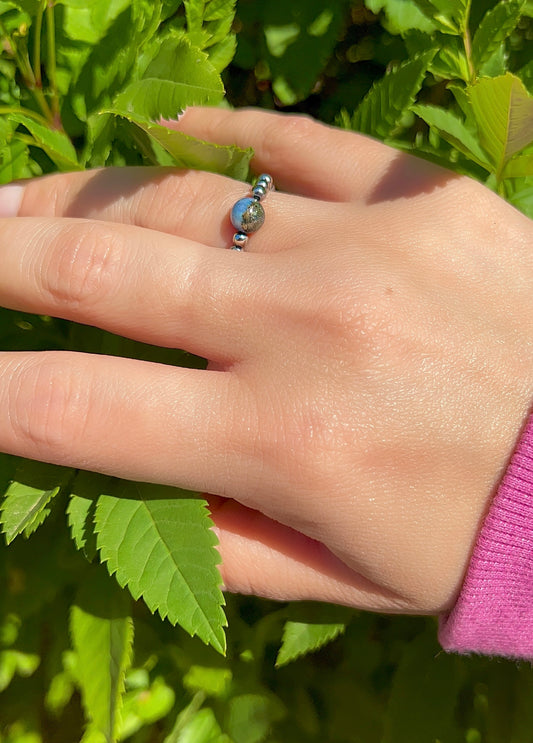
[229,174,274,251]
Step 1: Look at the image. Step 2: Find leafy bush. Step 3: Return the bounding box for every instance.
[1,0,533,740]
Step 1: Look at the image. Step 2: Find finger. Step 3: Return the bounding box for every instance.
[0,216,268,362]
[2,166,330,253]
[172,107,403,202]
[0,351,253,496]
[208,496,411,613]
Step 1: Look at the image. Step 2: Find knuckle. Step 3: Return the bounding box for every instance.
[41,222,123,308]
[261,113,319,163]
[8,355,90,455]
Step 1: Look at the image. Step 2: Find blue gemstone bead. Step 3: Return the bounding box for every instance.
[230,197,265,234]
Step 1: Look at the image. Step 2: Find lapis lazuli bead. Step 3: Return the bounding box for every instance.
[230,197,265,234]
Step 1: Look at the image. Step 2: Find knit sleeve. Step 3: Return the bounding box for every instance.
[438,411,533,659]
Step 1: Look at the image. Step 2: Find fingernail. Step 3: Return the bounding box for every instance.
[0,183,24,217]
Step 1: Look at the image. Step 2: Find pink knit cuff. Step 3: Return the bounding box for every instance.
[439,411,533,659]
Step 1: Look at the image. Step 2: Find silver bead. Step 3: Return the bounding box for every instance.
[255,173,273,191]
[252,184,267,201]
[232,232,248,249]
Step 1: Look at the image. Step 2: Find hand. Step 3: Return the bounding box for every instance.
[1,108,532,614]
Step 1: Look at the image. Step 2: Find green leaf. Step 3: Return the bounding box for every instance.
[468,72,533,179]
[6,113,80,171]
[519,60,533,94]
[0,139,32,184]
[226,693,286,743]
[70,568,134,742]
[506,175,533,218]
[112,39,224,121]
[0,649,40,693]
[67,471,104,562]
[412,103,491,168]
[411,0,468,33]
[94,481,226,654]
[260,0,349,105]
[275,604,352,667]
[105,111,252,179]
[119,678,175,738]
[472,1,523,73]
[382,626,463,743]
[352,51,434,139]
[207,35,237,74]
[365,0,437,34]
[167,705,229,743]
[503,152,533,178]
[431,36,469,81]
[0,461,73,543]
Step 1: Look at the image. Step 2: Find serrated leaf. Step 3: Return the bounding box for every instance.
[0,461,73,544]
[6,113,81,171]
[472,1,523,73]
[94,481,226,654]
[275,603,353,667]
[67,471,106,562]
[105,111,251,179]
[352,51,434,139]
[71,568,133,742]
[113,38,224,121]
[468,73,533,179]
[412,103,491,169]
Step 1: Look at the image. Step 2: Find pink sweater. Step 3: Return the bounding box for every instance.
[439,412,533,659]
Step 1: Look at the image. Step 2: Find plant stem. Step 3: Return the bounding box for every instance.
[0,14,55,125]
[462,0,476,84]
[46,1,61,129]
[33,0,46,89]
[0,105,51,127]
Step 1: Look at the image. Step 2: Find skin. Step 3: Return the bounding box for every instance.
[0,107,532,615]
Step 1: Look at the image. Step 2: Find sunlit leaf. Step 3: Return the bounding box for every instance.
[112,38,224,120]
[412,103,491,169]
[94,481,226,654]
[276,604,352,667]
[468,72,533,179]
[0,461,73,543]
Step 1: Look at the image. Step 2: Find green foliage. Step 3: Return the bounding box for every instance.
[70,569,134,742]
[1,0,533,739]
[94,481,226,654]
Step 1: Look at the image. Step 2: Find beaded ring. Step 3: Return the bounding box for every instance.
[229,174,274,250]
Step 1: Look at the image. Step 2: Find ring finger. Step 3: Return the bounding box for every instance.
[2,167,338,254]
